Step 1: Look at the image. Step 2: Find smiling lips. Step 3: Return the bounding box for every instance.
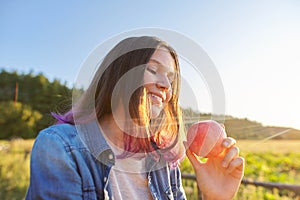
[149,93,164,106]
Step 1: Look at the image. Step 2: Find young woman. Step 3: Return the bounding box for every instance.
[26,36,244,200]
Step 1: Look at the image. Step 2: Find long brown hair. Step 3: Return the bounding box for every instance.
[55,36,185,164]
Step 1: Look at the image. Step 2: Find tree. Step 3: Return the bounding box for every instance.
[0,69,72,134]
[0,101,42,139]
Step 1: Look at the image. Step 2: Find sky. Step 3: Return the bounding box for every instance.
[1,1,300,131]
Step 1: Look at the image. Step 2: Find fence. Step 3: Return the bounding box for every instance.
[182,173,300,200]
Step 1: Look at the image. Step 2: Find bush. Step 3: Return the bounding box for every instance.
[0,101,42,139]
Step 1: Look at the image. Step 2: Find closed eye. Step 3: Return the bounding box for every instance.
[146,67,156,75]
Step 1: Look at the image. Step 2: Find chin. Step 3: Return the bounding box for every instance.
[150,105,163,119]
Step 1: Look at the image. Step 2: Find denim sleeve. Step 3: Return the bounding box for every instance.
[26,129,83,200]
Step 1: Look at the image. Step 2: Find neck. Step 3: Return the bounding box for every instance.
[99,115,124,149]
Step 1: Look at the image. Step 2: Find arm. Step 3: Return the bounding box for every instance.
[26,129,83,200]
[186,137,245,200]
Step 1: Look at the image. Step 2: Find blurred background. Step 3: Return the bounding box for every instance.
[0,1,299,199]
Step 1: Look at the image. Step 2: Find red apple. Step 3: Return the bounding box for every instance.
[187,120,227,158]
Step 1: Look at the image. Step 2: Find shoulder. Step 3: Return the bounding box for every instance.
[40,123,77,138]
[33,123,85,153]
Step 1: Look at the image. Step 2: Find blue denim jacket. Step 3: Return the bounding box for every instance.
[26,120,187,200]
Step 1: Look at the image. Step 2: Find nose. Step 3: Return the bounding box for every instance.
[156,74,171,91]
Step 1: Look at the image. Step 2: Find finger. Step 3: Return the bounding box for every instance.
[222,146,239,168]
[227,157,245,175]
[185,149,204,170]
[186,149,198,164]
[183,141,198,162]
[222,137,236,148]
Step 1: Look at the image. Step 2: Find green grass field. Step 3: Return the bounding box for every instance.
[181,140,300,200]
[0,139,33,200]
[238,140,300,153]
[0,139,299,199]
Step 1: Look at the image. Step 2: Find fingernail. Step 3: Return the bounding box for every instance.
[223,141,229,147]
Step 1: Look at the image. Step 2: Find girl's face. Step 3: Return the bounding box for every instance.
[144,47,176,119]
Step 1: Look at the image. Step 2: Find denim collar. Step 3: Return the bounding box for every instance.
[76,120,115,167]
[75,120,166,170]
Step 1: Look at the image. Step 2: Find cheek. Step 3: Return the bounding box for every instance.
[165,89,172,103]
[143,71,155,85]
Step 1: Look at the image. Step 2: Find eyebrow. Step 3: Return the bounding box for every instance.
[148,59,175,72]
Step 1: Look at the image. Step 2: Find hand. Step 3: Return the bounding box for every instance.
[185,137,245,200]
